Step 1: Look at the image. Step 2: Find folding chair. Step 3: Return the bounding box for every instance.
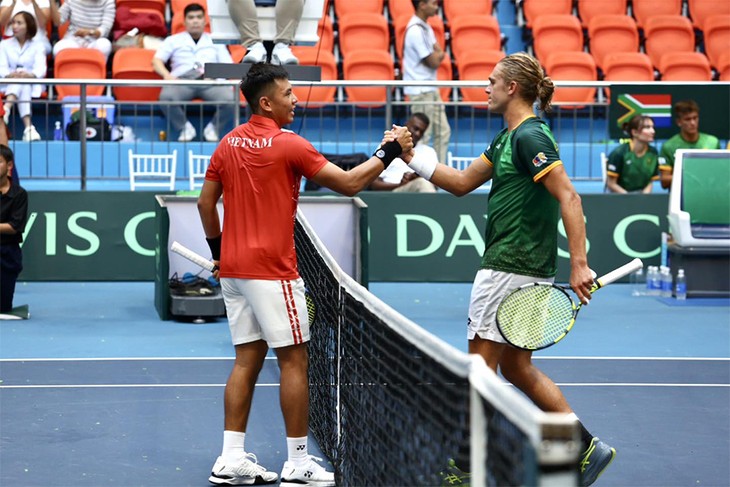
[446,151,492,191]
[189,150,211,190]
[128,149,178,191]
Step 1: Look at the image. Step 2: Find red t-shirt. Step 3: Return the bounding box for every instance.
[205,115,328,279]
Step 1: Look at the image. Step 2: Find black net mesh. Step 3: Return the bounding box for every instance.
[294,215,567,487]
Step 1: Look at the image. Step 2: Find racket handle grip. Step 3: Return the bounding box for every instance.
[597,258,643,287]
[171,241,217,272]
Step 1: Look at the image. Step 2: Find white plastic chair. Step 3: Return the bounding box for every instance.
[600,151,608,192]
[128,149,178,191]
[188,150,212,190]
[446,151,492,191]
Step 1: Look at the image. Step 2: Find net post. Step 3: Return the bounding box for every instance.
[537,413,580,486]
[469,356,487,487]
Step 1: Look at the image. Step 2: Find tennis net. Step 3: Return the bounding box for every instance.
[294,209,579,486]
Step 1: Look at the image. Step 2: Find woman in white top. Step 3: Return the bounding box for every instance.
[0,11,47,141]
[0,0,51,54]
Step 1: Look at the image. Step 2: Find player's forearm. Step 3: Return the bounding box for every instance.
[560,193,588,268]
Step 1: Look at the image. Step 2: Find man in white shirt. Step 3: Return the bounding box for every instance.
[402,0,451,165]
[152,3,235,142]
[370,112,437,192]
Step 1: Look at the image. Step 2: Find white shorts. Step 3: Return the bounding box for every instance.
[220,277,310,348]
[467,269,554,343]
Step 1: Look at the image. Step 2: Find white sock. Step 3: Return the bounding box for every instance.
[222,430,246,461]
[287,436,308,466]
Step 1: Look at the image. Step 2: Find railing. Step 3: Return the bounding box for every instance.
[4,78,725,190]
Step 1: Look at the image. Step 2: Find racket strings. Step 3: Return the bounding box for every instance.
[497,286,575,349]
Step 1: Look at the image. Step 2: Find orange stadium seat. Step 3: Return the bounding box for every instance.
[577,0,627,28]
[631,0,682,29]
[702,15,730,69]
[688,0,730,30]
[393,13,445,62]
[54,48,107,99]
[171,0,205,14]
[343,49,394,107]
[544,51,597,106]
[602,52,654,81]
[521,0,572,28]
[660,52,712,81]
[436,54,453,102]
[115,0,165,16]
[111,48,163,101]
[334,0,383,19]
[337,13,390,58]
[718,52,730,81]
[457,49,504,105]
[289,47,338,106]
[449,15,501,64]
[531,14,584,64]
[588,15,639,70]
[313,14,335,53]
[644,15,695,68]
[443,0,492,22]
[387,0,414,20]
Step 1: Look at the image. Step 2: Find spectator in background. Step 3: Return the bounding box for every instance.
[0,11,47,141]
[606,114,659,194]
[370,112,437,192]
[659,100,721,189]
[49,0,115,59]
[403,0,451,165]
[229,0,303,65]
[0,144,28,314]
[0,96,7,146]
[152,3,235,142]
[0,0,52,54]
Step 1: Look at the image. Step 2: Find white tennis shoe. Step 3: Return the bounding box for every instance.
[279,455,335,486]
[208,453,278,485]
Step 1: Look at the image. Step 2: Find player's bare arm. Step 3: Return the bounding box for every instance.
[541,165,593,304]
[310,126,413,196]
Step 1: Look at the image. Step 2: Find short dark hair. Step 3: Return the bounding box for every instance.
[13,11,37,39]
[410,112,430,127]
[623,114,653,137]
[240,63,290,113]
[0,144,15,165]
[674,100,700,119]
[411,0,424,9]
[184,2,205,17]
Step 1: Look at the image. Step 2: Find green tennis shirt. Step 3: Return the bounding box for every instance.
[659,132,721,171]
[606,142,660,192]
[480,117,562,278]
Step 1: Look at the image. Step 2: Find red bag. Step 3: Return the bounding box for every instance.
[112,5,168,41]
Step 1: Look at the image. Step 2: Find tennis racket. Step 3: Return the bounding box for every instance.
[496,258,643,351]
[171,241,317,325]
[171,241,218,272]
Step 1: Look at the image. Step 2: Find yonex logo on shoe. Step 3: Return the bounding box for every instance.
[305,471,313,478]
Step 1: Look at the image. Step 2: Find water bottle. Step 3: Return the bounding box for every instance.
[631,268,645,296]
[647,266,661,296]
[53,121,63,141]
[675,268,687,301]
[660,267,673,298]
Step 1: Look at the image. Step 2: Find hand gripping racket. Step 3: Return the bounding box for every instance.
[170,241,317,325]
[496,258,643,351]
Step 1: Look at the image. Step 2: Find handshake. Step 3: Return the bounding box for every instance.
[379,125,416,164]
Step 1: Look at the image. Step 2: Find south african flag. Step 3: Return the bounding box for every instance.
[616,93,672,129]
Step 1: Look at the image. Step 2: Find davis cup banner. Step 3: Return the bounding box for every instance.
[608,84,730,140]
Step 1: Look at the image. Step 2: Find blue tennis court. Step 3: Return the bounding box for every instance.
[1,281,729,486]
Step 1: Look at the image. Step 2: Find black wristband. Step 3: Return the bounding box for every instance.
[373,140,402,168]
[206,235,222,261]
